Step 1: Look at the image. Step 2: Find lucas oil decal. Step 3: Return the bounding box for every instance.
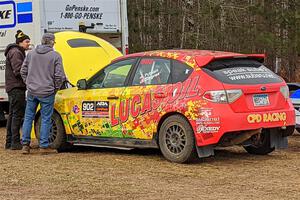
[110,76,200,126]
[82,101,109,118]
[247,112,287,124]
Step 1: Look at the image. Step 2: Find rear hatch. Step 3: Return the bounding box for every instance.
[203,58,287,113]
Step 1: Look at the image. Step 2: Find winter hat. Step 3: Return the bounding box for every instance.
[41,33,55,44]
[15,30,30,44]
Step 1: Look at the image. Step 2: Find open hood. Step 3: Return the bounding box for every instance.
[54,31,123,85]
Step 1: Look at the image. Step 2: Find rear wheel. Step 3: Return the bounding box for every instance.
[159,115,197,163]
[35,112,71,151]
[243,129,275,155]
[296,128,300,134]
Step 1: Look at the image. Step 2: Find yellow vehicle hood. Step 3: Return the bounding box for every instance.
[54,31,123,85]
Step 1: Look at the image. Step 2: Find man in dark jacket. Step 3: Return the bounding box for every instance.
[4,30,31,150]
[21,33,66,154]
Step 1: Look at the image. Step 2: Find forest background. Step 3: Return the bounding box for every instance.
[128,0,300,82]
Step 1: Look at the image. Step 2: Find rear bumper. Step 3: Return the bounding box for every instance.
[194,104,295,147]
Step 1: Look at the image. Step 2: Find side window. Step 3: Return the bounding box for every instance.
[132,58,171,86]
[67,39,101,48]
[171,60,193,83]
[88,59,135,89]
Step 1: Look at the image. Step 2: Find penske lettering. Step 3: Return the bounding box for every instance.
[65,5,99,12]
[0,10,11,19]
[61,4,102,20]
[0,1,15,29]
[247,112,287,124]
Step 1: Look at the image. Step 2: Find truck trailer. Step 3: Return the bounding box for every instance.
[0,0,129,119]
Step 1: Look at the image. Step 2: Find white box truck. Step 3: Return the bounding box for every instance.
[0,0,129,120]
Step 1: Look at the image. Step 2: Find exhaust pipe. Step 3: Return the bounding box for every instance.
[221,128,262,146]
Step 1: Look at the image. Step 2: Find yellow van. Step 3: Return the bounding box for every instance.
[54,31,123,85]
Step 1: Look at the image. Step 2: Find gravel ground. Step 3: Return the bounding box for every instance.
[0,127,299,200]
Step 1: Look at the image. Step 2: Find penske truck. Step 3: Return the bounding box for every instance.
[0,0,129,120]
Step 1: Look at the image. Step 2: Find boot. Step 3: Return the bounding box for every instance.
[11,143,23,150]
[21,145,30,154]
[5,143,11,150]
[39,147,57,154]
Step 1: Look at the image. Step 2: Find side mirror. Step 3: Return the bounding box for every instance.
[60,80,74,90]
[77,79,87,90]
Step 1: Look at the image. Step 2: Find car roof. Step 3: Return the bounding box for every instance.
[114,50,265,68]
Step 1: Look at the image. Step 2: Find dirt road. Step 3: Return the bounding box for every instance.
[0,127,299,200]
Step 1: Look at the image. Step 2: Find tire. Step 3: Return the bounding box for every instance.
[296,128,300,134]
[158,115,197,163]
[243,128,275,155]
[34,111,71,152]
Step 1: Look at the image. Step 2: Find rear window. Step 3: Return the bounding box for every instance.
[203,59,283,84]
[67,39,101,48]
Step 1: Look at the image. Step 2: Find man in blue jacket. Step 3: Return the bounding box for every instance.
[20,33,66,154]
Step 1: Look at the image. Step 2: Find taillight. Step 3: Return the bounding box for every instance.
[226,89,243,103]
[203,90,227,103]
[280,85,289,100]
[203,89,242,103]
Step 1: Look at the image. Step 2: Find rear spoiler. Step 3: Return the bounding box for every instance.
[195,54,266,67]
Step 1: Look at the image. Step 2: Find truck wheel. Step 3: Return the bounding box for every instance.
[243,129,275,155]
[158,115,197,163]
[35,112,71,152]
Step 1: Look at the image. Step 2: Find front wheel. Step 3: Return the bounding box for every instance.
[243,129,275,155]
[158,115,197,163]
[35,112,71,151]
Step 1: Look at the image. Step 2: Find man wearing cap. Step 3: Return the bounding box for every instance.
[4,30,31,150]
[20,33,66,154]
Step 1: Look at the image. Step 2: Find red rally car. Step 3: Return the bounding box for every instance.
[42,50,295,163]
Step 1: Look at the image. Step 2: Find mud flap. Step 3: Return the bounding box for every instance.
[270,129,288,149]
[196,145,214,158]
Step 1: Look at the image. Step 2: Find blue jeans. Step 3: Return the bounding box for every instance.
[22,94,55,148]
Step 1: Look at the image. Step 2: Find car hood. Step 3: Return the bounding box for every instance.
[54,31,123,86]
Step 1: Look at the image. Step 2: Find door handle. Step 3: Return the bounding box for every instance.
[107,95,119,100]
[154,92,167,98]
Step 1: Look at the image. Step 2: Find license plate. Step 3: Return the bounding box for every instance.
[253,94,270,107]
